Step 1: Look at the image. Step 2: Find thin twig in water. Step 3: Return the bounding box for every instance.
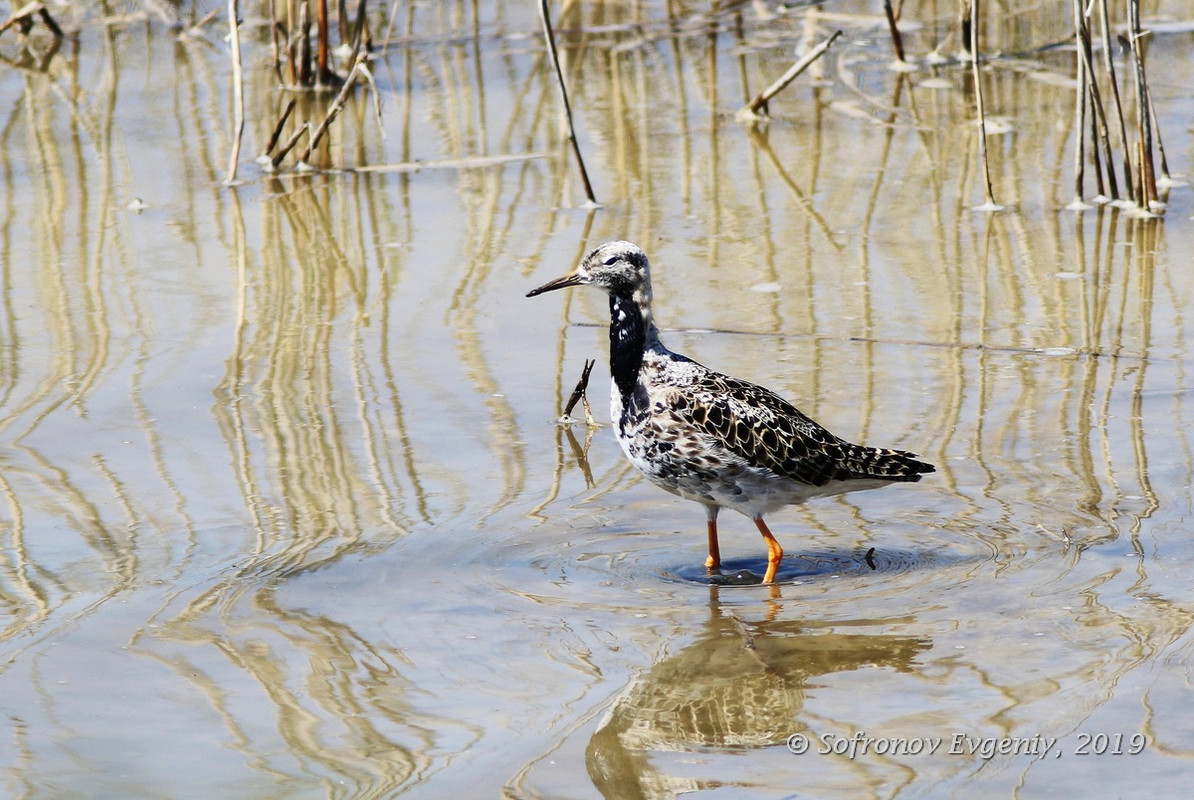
[1075,10,1118,201]
[969,0,1000,209]
[355,60,386,140]
[737,30,842,120]
[883,0,905,62]
[1145,81,1171,183]
[380,0,402,45]
[299,54,367,164]
[347,0,369,66]
[1127,0,1157,209]
[226,0,244,184]
[272,123,311,169]
[538,0,597,205]
[1095,0,1132,200]
[1069,0,1087,206]
[562,359,596,425]
[264,98,298,157]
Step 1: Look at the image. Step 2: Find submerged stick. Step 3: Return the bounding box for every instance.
[738,30,842,120]
[538,0,597,205]
[226,0,245,183]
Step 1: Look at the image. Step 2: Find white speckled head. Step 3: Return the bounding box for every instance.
[526,240,653,306]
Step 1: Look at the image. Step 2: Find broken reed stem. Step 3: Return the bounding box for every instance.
[537,0,597,205]
[738,29,842,119]
[883,0,905,62]
[298,54,367,163]
[264,98,298,156]
[969,0,998,208]
[226,0,245,183]
[272,123,311,169]
[562,359,595,420]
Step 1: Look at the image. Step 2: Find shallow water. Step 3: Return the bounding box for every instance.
[3,2,1194,797]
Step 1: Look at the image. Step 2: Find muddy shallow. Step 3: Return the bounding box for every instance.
[2,2,1194,797]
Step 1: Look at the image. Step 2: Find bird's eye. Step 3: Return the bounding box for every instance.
[603,256,618,266]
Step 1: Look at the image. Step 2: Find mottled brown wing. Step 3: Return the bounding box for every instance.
[666,371,932,486]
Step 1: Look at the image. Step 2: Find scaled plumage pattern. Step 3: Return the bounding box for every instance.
[528,241,934,584]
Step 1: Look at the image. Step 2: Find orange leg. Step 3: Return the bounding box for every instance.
[704,506,721,570]
[753,517,784,584]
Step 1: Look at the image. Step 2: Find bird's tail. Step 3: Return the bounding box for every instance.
[839,444,935,482]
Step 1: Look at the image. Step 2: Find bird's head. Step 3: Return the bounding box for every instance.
[526,240,653,300]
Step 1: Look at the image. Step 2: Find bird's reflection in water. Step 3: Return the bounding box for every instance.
[586,592,930,798]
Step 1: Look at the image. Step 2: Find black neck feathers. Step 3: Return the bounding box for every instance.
[609,293,646,408]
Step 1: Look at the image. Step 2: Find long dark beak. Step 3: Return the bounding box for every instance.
[526,272,584,298]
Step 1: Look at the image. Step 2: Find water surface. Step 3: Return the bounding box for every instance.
[2,2,1194,797]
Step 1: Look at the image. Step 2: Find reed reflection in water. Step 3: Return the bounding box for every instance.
[1,1,1194,798]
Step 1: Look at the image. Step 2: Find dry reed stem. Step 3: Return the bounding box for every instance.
[347,0,368,66]
[298,54,367,163]
[272,123,311,169]
[882,0,905,62]
[317,0,329,84]
[1095,0,1129,198]
[1126,0,1157,209]
[264,99,298,156]
[969,0,999,209]
[1069,0,1087,204]
[351,153,546,173]
[737,29,842,121]
[1075,12,1118,200]
[298,2,311,86]
[562,359,595,423]
[537,0,597,205]
[226,0,245,184]
[380,0,401,45]
[1145,84,1171,183]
